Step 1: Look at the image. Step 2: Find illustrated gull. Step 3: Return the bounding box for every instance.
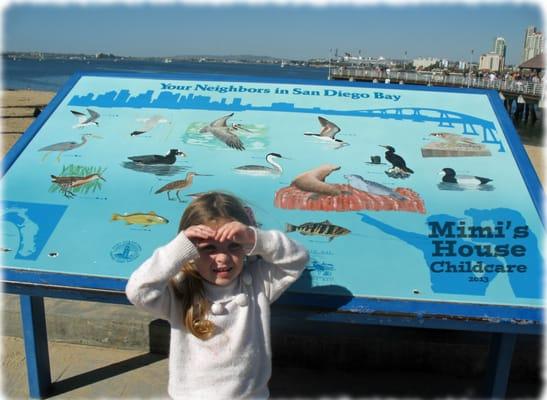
[199,113,249,150]
[131,115,170,136]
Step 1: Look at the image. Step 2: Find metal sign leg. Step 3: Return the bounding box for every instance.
[20,295,52,398]
[484,332,517,398]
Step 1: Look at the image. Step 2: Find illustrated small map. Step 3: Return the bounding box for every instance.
[2,201,67,260]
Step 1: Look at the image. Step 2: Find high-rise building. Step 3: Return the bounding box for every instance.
[479,53,504,73]
[522,26,544,63]
[493,37,506,58]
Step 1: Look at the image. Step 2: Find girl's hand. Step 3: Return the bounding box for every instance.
[183,225,216,243]
[215,221,255,247]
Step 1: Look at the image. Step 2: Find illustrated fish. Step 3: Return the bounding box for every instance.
[285,220,350,241]
[111,211,169,226]
[344,174,407,201]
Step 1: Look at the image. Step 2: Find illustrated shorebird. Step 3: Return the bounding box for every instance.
[440,168,492,186]
[128,149,185,165]
[199,113,249,150]
[71,108,100,128]
[380,145,414,174]
[155,172,212,202]
[304,116,348,148]
[38,133,102,161]
[51,173,105,198]
[130,115,170,136]
[234,152,287,176]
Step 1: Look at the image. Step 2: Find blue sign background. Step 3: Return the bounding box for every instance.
[1,72,543,312]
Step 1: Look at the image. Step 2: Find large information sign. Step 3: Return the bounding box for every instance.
[2,72,543,323]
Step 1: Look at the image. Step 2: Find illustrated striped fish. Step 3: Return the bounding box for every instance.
[285,220,350,241]
[111,211,169,227]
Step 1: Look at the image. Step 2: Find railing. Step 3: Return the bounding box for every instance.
[330,67,544,98]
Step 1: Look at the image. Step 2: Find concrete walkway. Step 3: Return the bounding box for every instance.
[1,336,542,399]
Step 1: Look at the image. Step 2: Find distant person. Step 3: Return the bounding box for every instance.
[126,191,309,399]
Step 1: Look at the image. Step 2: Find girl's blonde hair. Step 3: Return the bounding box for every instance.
[171,191,252,340]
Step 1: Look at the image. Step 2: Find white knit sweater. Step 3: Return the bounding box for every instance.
[126,228,309,399]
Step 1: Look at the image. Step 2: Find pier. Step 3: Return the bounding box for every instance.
[329,67,543,123]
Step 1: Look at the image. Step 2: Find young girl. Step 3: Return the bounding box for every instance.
[126,191,309,399]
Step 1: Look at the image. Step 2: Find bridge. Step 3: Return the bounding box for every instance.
[352,107,504,152]
[329,67,543,104]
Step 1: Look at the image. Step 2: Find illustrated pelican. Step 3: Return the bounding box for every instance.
[71,108,100,128]
[128,149,185,165]
[234,152,287,176]
[130,115,170,136]
[304,116,348,148]
[155,172,212,202]
[199,113,249,150]
[38,133,101,161]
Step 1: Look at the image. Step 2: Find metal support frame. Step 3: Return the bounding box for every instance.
[484,333,517,398]
[20,295,52,398]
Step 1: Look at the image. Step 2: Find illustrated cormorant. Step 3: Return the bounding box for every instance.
[380,145,414,174]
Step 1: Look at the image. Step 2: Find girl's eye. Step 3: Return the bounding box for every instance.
[228,243,243,253]
[198,245,216,254]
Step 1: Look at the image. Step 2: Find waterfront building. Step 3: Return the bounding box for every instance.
[493,37,507,59]
[458,60,468,71]
[413,57,439,69]
[522,26,544,63]
[479,52,504,73]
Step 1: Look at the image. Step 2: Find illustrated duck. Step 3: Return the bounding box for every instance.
[128,149,185,165]
[440,168,492,186]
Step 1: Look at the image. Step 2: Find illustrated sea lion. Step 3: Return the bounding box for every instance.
[291,164,341,196]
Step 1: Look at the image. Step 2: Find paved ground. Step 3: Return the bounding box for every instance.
[1,336,542,399]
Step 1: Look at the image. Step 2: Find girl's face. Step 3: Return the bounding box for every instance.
[194,219,245,286]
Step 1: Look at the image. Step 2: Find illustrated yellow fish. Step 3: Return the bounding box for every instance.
[111,211,169,226]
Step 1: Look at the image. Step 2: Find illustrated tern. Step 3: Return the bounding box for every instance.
[71,108,100,128]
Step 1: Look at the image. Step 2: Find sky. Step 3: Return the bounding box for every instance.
[1,1,544,66]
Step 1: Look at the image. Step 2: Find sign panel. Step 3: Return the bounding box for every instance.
[1,73,543,317]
